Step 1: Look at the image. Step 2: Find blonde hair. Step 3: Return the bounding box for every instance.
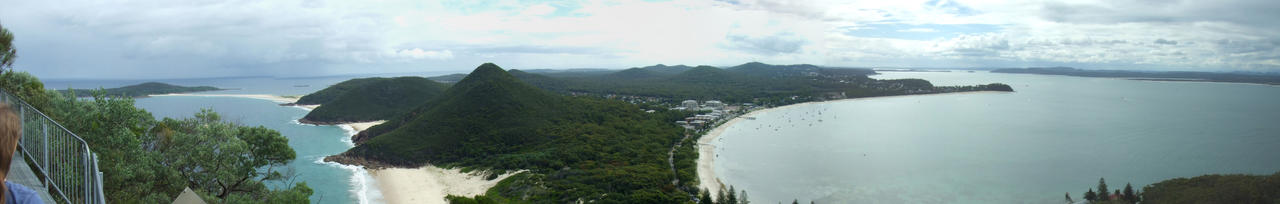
[0,103,19,199]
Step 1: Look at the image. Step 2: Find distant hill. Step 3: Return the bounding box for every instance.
[514,62,1006,104]
[634,64,694,75]
[727,62,874,78]
[298,77,448,124]
[329,63,693,202]
[426,73,468,83]
[992,67,1280,85]
[519,68,616,78]
[60,82,221,97]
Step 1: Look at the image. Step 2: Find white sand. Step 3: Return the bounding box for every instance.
[344,121,385,132]
[149,93,301,104]
[696,91,1009,200]
[371,166,524,204]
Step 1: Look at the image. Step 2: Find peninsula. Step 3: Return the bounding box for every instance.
[992,67,1280,85]
[59,82,222,97]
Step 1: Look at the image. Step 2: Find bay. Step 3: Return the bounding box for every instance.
[712,71,1280,203]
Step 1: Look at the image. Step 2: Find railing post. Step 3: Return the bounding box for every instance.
[17,101,23,145]
[83,146,89,204]
[42,119,49,179]
[94,153,104,204]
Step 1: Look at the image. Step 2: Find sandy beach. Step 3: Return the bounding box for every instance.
[149,93,321,110]
[697,107,780,200]
[344,121,384,132]
[696,91,1009,200]
[370,166,523,204]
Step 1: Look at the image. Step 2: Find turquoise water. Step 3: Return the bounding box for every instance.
[135,96,380,203]
[712,72,1280,203]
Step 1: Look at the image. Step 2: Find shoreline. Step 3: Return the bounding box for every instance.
[150,93,399,203]
[333,120,385,204]
[148,93,321,110]
[324,119,523,204]
[695,90,1009,200]
[370,166,524,204]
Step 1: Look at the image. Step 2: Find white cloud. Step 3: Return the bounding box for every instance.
[897,28,939,33]
[392,48,454,60]
[1,0,1278,78]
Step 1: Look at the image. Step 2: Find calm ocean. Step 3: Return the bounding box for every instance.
[711,71,1280,203]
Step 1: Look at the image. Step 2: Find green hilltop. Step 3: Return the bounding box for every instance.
[299,76,448,124]
[330,63,694,202]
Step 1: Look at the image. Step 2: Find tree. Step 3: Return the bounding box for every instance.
[791,199,798,204]
[0,23,15,73]
[718,188,726,204]
[1123,183,1135,203]
[732,186,742,204]
[1065,192,1073,203]
[1134,190,1142,203]
[699,188,713,204]
[1098,178,1110,201]
[739,189,750,204]
[154,110,309,202]
[1084,188,1097,201]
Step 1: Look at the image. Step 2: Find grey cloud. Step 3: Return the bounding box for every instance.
[1154,39,1178,45]
[723,33,807,55]
[1036,0,1280,30]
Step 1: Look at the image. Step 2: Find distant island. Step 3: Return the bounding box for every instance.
[292,76,449,125]
[992,67,1280,85]
[59,82,223,97]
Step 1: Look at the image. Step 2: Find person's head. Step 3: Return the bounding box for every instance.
[0,102,18,198]
[0,103,19,175]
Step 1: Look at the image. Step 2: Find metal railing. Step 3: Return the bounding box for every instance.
[0,89,106,204]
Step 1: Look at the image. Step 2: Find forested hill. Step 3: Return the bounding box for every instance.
[292,77,386,105]
[59,82,221,97]
[298,76,448,124]
[328,63,696,202]
[491,62,1009,104]
[992,67,1280,85]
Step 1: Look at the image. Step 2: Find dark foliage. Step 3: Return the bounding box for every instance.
[293,78,386,105]
[300,76,448,123]
[1142,172,1280,204]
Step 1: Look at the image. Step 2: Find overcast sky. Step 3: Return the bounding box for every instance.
[2,0,1278,79]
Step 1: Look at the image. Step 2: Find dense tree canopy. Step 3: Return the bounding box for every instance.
[2,69,310,203]
[0,23,15,72]
[299,76,448,124]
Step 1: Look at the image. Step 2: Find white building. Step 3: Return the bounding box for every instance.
[704,100,725,110]
[682,100,699,110]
